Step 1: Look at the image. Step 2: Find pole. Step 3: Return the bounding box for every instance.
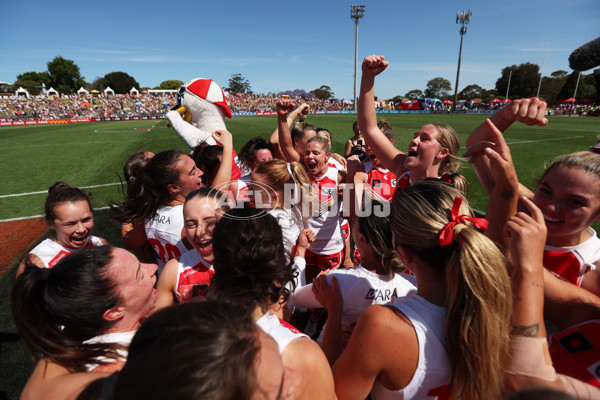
[354,19,359,111]
[350,5,364,112]
[453,10,471,109]
[536,41,548,98]
[505,70,512,100]
[453,28,465,107]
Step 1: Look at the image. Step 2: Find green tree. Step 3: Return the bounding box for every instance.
[404,89,423,100]
[424,77,451,99]
[539,70,569,101]
[102,71,140,94]
[591,69,600,101]
[11,80,41,94]
[311,85,334,100]
[495,63,540,99]
[550,70,569,79]
[47,56,85,94]
[156,80,184,90]
[226,73,251,93]
[16,71,50,85]
[458,84,485,100]
[558,71,585,100]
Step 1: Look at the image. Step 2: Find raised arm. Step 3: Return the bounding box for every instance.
[464,118,519,248]
[465,98,548,196]
[210,129,233,192]
[277,100,308,162]
[358,55,406,177]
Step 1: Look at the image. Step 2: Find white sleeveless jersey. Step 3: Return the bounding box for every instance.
[174,249,214,303]
[83,330,135,371]
[145,205,188,267]
[269,207,303,257]
[28,236,104,268]
[256,311,307,354]
[307,166,345,255]
[371,292,451,399]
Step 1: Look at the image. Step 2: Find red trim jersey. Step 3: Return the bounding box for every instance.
[327,156,345,171]
[549,320,600,388]
[174,249,214,303]
[28,236,104,268]
[543,228,600,286]
[307,166,345,255]
[256,311,307,354]
[145,204,188,270]
[363,161,397,202]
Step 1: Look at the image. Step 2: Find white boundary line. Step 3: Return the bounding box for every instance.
[0,182,121,199]
[505,135,584,145]
[0,206,111,223]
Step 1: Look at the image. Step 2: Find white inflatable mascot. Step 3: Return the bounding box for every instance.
[165,78,242,178]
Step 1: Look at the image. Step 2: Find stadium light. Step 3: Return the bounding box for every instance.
[351,5,365,111]
[453,9,471,108]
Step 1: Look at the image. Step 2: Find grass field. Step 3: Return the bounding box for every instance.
[1,113,599,398]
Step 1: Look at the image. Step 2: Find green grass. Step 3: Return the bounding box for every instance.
[1,113,599,399]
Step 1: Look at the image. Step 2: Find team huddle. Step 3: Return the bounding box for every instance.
[11,55,600,399]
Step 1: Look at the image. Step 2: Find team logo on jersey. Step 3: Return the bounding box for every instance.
[559,331,594,354]
[391,179,397,187]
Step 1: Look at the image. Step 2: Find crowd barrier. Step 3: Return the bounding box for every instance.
[0,109,499,127]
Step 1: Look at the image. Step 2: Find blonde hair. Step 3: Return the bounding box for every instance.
[390,180,511,400]
[253,159,314,218]
[306,136,330,153]
[429,123,461,175]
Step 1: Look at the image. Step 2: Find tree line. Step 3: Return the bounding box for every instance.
[6,56,599,102]
[400,63,599,103]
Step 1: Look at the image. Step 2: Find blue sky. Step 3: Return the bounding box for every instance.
[1,0,598,100]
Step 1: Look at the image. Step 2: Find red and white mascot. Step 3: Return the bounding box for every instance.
[165,78,242,179]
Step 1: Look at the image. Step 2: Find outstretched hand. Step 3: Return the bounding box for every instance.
[362,55,389,77]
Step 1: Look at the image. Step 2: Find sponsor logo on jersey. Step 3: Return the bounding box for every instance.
[365,288,399,301]
[152,214,172,225]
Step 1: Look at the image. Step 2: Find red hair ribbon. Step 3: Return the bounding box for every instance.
[439,173,453,184]
[438,197,489,247]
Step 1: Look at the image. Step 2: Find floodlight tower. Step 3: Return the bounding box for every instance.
[453,9,471,108]
[351,5,365,111]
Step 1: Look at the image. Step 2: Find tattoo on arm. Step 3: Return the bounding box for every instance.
[500,190,514,200]
[511,323,539,337]
[485,174,495,191]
